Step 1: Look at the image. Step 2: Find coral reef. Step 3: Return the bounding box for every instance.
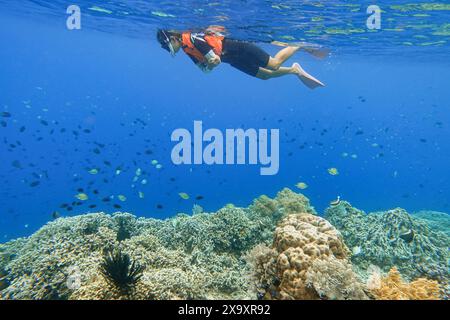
[246,213,368,300]
[412,210,450,237]
[0,189,446,300]
[0,189,316,300]
[247,188,317,244]
[325,202,449,285]
[371,267,441,300]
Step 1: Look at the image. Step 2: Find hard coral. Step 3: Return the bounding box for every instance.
[249,213,367,300]
[249,188,316,220]
[325,203,450,282]
[372,267,441,300]
[305,257,368,300]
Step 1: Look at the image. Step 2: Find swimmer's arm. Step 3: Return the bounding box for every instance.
[188,54,213,73]
[191,35,221,67]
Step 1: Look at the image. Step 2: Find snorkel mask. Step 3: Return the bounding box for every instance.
[157,29,176,57]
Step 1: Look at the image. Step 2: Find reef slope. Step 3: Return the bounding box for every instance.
[0,189,448,300]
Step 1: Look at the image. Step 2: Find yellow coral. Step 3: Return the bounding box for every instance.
[372,267,441,300]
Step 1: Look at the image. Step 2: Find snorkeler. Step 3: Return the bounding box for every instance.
[156,28,325,89]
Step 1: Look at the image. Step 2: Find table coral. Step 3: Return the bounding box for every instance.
[372,267,441,300]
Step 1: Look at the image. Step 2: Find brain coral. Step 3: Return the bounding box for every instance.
[372,267,441,300]
[325,202,450,284]
[247,213,368,300]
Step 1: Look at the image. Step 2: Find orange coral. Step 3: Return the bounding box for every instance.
[372,267,441,300]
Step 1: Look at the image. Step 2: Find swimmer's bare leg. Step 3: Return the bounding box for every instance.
[256,66,297,79]
[267,46,301,70]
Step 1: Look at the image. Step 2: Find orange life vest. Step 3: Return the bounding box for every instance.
[182,32,224,63]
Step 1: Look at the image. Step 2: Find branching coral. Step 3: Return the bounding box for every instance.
[247,188,317,245]
[305,257,368,300]
[372,267,441,300]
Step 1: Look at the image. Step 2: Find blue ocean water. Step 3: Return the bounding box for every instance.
[0,0,449,241]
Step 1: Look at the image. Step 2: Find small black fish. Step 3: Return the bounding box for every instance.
[1,112,11,118]
[89,204,97,209]
[52,211,61,219]
[156,204,163,209]
[113,204,122,209]
[77,188,84,193]
[11,160,22,169]
[0,121,6,127]
[19,126,26,133]
[30,181,40,187]
[40,120,49,126]
[195,196,204,200]
[93,190,99,195]
[102,197,110,203]
[67,207,73,211]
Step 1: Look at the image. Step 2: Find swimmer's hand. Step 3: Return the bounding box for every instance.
[207,55,221,68]
[197,63,213,73]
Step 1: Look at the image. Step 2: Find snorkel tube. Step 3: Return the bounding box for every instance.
[157,29,176,57]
